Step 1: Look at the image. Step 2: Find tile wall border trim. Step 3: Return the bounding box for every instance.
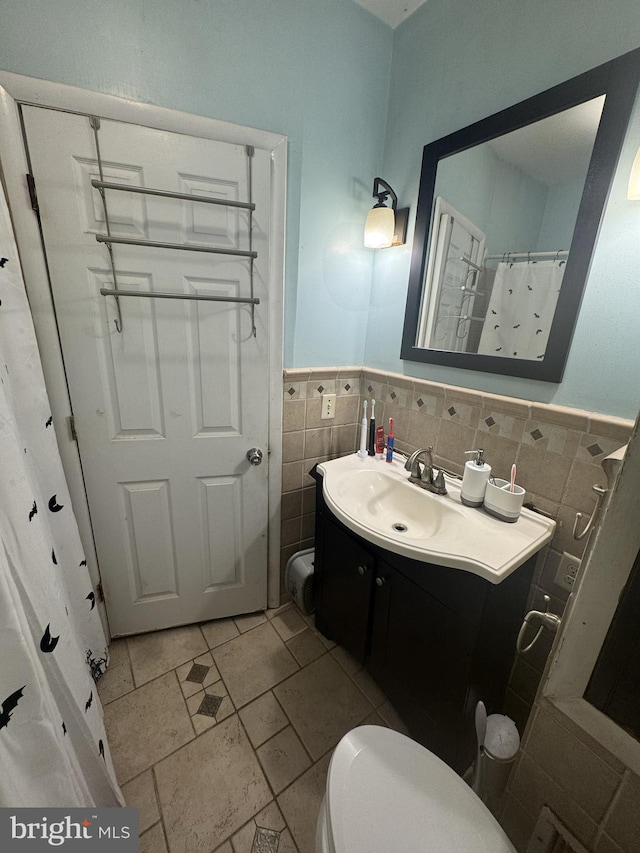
[284,367,635,440]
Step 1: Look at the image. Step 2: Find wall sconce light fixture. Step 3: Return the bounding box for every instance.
[628,146,640,199]
[364,177,409,248]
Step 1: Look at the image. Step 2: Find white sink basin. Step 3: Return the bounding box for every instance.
[333,468,465,542]
[317,454,556,583]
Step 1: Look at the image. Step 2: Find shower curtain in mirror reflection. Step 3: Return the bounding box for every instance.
[0,187,123,806]
[477,260,565,360]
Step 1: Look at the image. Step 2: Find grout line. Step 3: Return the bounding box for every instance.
[594,768,628,849]
[98,661,136,707]
[228,645,331,713]
[143,712,227,777]
[112,619,369,850]
[509,747,604,836]
[210,627,304,709]
[137,819,162,843]
[234,711,283,836]
[121,635,142,690]
[158,812,170,851]
[123,636,133,670]
[125,652,211,693]
[258,722,313,771]
[149,766,164,835]
[108,636,216,698]
[172,666,198,740]
[202,630,241,654]
[270,687,291,730]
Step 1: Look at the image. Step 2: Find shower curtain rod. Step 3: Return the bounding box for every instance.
[485,249,568,260]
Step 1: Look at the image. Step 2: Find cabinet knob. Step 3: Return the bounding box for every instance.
[357,565,368,575]
[375,576,386,587]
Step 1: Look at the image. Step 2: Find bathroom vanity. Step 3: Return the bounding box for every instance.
[312,455,555,773]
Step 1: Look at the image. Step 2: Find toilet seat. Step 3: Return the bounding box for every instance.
[323,726,515,853]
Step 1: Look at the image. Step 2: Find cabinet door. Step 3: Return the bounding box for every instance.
[369,559,477,769]
[315,514,374,662]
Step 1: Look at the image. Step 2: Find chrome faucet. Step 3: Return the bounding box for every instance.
[404,446,447,495]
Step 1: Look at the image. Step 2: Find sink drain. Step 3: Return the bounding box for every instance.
[392,522,408,533]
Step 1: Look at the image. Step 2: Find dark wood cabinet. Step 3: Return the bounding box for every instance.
[313,471,534,773]
[315,516,375,662]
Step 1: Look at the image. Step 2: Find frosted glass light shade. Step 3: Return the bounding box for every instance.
[364,206,395,248]
[628,146,640,199]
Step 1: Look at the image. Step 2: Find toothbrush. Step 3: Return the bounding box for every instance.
[510,463,517,493]
[357,401,368,457]
[386,417,394,463]
[368,399,376,456]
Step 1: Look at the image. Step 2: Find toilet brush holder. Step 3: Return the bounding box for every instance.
[471,713,519,814]
[483,478,525,523]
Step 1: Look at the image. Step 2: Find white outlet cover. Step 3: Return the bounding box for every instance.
[555,551,581,591]
[321,393,337,419]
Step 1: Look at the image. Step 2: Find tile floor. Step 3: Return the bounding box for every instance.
[98,603,407,853]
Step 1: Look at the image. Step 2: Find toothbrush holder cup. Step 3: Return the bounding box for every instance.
[484,478,525,523]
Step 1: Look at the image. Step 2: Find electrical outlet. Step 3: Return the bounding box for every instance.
[321,393,336,419]
[554,551,581,592]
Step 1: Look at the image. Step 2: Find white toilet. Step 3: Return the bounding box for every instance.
[316,726,516,853]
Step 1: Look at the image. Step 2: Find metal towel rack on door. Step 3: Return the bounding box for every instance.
[99,287,259,305]
[90,116,259,335]
[95,233,257,260]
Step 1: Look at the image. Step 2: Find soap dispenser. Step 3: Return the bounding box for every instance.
[461,449,491,507]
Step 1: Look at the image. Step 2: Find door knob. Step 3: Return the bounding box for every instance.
[246,447,263,466]
[357,565,368,576]
[375,576,386,587]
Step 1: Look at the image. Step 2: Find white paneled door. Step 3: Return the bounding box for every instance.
[23,106,271,636]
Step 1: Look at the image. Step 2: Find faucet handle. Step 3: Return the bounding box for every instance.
[433,469,446,491]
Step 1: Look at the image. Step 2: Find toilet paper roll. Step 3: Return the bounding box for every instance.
[483,714,519,761]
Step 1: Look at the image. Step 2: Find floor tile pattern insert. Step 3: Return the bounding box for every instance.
[198,693,223,717]
[254,827,279,853]
[109,605,403,853]
[186,663,209,683]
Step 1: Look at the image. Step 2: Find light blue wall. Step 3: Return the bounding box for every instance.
[2,1,639,416]
[366,0,640,418]
[537,178,586,251]
[435,144,549,256]
[0,0,392,369]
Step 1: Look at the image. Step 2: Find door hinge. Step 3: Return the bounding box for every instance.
[67,415,78,442]
[96,582,104,602]
[26,173,39,213]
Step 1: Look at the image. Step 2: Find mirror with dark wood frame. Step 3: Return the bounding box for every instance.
[401,48,640,382]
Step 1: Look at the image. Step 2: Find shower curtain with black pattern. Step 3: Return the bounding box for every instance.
[477,259,565,359]
[0,184,123,806]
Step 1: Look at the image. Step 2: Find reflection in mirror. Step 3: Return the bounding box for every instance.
[418,97,605,360]
[401,48,640,382]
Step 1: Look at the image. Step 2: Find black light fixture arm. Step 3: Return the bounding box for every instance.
[372,177,398,210]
